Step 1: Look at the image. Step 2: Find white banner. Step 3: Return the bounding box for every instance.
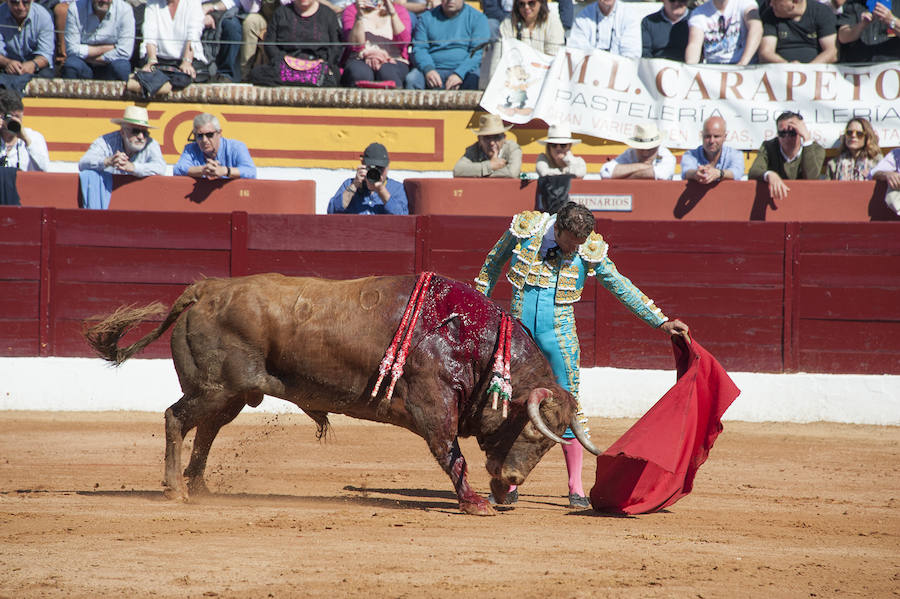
[481,39,900,151]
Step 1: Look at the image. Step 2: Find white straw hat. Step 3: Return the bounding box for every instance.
[110,105,155,129]
[626,122,661,149]
[538,124,582,145]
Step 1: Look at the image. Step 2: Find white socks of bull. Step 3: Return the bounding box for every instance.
[562,442,586,497]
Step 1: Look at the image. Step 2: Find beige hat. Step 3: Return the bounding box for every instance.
[110,105,155,129]
[471,114,513,136]
[626,122,661,149]
[538,124,582,145]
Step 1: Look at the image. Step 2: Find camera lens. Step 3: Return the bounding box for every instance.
[4,116,20,134]
[366,166,382,183]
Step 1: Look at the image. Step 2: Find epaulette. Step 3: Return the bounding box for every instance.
[508,210,549,239]
[578,232,608,263]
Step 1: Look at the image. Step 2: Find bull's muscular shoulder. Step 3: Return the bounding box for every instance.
[578,232,608,263]
[509,210,550,239]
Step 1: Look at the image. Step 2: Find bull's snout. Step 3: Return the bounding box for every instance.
[486,458,525,486]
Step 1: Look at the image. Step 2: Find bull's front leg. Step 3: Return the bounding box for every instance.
[433,438,495,516]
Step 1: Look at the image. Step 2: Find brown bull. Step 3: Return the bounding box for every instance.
[84,273,597,515]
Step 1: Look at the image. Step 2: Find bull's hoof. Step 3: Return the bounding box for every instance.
[186,477,210,496]
[163,485,189,502]
[459,498,496,516]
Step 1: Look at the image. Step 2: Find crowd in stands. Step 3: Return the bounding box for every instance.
[0,0,893,94]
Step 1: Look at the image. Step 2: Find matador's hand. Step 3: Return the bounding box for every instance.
[660,319,690,343]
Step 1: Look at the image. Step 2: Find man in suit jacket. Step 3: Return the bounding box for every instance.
[748,111,825,202]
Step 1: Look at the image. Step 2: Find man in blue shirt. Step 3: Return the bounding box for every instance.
[0,0,55,91]
[173,113,257,179]
[61,0,135,81]
[78,105,167,209]
[327,142,408,215]
[680,116,746,183]
[405,0,490,90]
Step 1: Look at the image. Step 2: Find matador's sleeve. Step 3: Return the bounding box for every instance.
[474,230,517,297]
[475,210,547,297]
[583,235,668,327]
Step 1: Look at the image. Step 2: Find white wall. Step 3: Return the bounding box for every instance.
[2,357,898,425]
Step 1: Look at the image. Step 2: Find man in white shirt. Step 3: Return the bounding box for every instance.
[0,88,49,172]
[599,122,676,180]
[567,0,641,58]
[684,0,762,65]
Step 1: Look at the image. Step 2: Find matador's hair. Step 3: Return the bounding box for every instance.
[555,202,594,238]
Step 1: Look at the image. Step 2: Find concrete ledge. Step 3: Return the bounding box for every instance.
[25,78,483,109]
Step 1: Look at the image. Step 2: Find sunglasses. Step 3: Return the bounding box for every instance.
[126,127,148,137]
[547,142,571,148]
[481,134,505,142]
[844,130,865,138]
[517,0,539,6]
[8,0,32,5]
[188,131,218,142]
[777,129,798,138]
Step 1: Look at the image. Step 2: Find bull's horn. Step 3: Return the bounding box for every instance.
[526,388,569,445]
[570,416,601,456]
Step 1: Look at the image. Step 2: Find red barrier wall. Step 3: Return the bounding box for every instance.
[15,172,316,214]
[405,179,900,222]
[2,207,898,375]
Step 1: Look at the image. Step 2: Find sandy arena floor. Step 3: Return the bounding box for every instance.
[1,411,898,598]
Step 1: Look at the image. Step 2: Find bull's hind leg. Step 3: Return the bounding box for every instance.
[184,395,248,496]
[164,395,194,501]
[163,392,248,501]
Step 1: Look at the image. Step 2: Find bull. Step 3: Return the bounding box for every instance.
[84,273,598,515]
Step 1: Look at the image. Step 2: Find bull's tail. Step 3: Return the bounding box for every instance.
[83,282,203,365]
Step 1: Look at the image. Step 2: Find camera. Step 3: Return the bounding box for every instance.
[366,165,384,183]
[2,114,20,134]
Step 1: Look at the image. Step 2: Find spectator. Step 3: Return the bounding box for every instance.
[249,0,342,86]
[680,116,745,183]
[567,0,641,58]
[134,0,208,95]
[475,201,690,508]
[824,117,882,181]
[837,0,899,62]
[481,0,509,41]
[487,0,564,79]
[684,0,762,64]
[201,0,241,82]
[341,0,412,88]
[453,113,522,178]
[173,113,257,179]
[33,0,72,68]
[642,0,690,61]
[535,124,586,177]
[0,0,55,93]
[748,110,825,201]
[406,0,490,90]
[759,0,837,63]
[61,0,135,81]
[870,147,900,215]
[0,88,49,172]
[327,142,408,214]
[77,105,166,210]
[237,0,288,81]
[599,122,676,180]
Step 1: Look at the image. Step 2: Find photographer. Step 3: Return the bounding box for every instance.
[327,142,408,215]
[748,111,825,202]
[0,88,49,171]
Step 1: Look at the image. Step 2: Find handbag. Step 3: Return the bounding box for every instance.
[279,55,327,86]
